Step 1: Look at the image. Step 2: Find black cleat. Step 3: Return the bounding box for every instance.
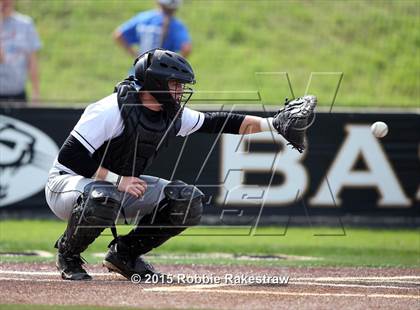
[56,253,92,281]
[103,243,163,281]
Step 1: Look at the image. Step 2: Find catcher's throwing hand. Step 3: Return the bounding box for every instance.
[272,95,317,153]
[118,176,147,198]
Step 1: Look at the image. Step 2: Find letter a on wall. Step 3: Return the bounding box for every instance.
[310,125,411,207]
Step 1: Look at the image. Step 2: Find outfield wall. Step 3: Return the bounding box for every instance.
[0,107,418,226]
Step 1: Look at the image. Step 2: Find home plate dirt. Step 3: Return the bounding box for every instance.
[0,263,419,309]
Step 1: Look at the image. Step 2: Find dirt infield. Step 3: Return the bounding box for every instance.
[0,263,419,309]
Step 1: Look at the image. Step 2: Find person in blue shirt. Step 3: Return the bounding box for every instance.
[0,0,42,106]
[113,0,192,62]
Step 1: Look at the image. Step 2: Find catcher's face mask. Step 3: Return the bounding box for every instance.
[167,79,194,116]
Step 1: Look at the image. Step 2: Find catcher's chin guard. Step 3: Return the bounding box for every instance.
[272,95,317,153]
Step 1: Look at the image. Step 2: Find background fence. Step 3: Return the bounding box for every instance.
[1,107,418,226]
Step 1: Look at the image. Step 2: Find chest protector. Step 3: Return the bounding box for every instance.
[92,81,180,176]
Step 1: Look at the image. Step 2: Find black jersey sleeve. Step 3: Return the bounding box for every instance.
[57,134,100,178]
[196,112,245,134]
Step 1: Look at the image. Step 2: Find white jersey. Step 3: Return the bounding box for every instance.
[53,93,205,174]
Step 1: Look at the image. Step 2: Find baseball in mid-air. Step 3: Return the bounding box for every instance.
[371,121,388,138]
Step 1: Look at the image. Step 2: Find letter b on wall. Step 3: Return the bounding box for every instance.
[219,132,308,206]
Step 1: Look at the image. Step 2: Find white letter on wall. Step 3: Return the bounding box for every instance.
[310,125,411,207]
[219,132,307,206]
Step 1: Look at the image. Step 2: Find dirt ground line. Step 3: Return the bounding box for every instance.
[144,286,420,299]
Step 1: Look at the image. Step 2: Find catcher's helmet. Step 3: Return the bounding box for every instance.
[133,48,195,119]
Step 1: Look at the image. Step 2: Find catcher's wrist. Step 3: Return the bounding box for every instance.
[104,171,120,185]
[259,117,275,132]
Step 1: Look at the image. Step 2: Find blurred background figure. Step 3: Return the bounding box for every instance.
[113,0,192,68]
[0,0,41,106]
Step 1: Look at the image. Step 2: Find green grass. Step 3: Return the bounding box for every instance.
[0,220,418,268]
[15,0,420,107]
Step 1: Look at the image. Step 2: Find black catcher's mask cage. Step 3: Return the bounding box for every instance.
[133,48,196,119]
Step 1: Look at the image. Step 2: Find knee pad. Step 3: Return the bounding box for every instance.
[56,181,122,255]
[163,180,204,226]
[81,181,122,226]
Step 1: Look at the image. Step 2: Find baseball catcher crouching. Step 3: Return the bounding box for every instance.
[45,48,316,281]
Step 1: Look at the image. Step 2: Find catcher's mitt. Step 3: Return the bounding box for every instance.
[272,95,317,153]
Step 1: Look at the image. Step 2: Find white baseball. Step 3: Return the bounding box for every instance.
[371,121,388,138]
